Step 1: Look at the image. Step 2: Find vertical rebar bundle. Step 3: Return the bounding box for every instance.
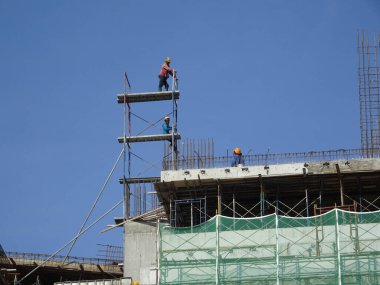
[164,138,215,170]
[358,31,380,158]
[131,181,159,217]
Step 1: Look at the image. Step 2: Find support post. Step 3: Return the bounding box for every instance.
[199,198,202,225]
[357,176,363,213]
[169,200,173,227]
[303,168,309,217]
[232,194,236,218]
[275,207,280,285]
[124,183,130,219]
[123,72,132,221]
[335,209,342,285]
[171,69,178,170]
[335,164,344,206]
[174,200,177,227]
[204,196,207,224]
[191,201,193,229]
[123,74,127,220]
[259,174,264,216]
[215,210,220,285]
[156,219,160,285]
[217,181,221,215]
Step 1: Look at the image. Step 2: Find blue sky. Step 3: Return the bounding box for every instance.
[1,0,379,257]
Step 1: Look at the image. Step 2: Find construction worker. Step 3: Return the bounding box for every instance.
[132,280,139,285]
[231,147,244,167]
[162,116,173,134]
[158,57,175,91]
[162,116,177,151]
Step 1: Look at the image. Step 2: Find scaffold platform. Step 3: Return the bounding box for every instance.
[0,250,123,285]
[119,177,160,184]
[117,91,180,104]
[117,133,180,143]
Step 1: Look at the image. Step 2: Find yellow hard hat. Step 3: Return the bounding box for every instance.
[132,281,139,285]
[165,57,171,63]
[234,147,242,155]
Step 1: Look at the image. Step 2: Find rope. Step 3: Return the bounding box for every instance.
[134,112,173,137]
[17,199,123,285]
[130,152,161,171]
[134,152,172,178]
[101,152,173,233]
[62,147,125,264]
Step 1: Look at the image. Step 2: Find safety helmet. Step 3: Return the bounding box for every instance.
[132,281,139,285]
[234,147,242,155]
[165,57,171,63]
[164,116,170,121]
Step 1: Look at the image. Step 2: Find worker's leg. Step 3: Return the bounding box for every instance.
[164,79,169,91]
[167,139,178,152]
[158,76,165,91]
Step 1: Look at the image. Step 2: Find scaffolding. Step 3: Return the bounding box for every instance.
[358,31,380,158]
[158,146,380,228]
[96,244,123,264]
[0,250,123,285]
[118,72,180,220]
[158,209,380,285]
[3,251,122,273]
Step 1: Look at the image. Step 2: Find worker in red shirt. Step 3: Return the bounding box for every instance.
[158,57,175,91]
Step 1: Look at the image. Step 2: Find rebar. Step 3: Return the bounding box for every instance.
[163,146,380,170]
[358,31,380,158]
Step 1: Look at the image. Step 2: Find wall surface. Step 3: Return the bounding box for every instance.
[124,221,157,285]
[161,158,380,182]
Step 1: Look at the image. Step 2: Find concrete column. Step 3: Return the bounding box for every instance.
[124,221,156,285]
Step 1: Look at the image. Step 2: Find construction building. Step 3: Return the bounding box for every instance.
[5,32,378,285]
[117,32,380,285]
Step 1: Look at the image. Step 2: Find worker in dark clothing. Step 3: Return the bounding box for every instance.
[162,116,177,151]
[231,148,244,167]
[158,57,175,91]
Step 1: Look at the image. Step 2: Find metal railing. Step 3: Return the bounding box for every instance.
[163,148,380,170]
[3,251,123,273]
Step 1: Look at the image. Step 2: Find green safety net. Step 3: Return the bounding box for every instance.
[158,209,380,285]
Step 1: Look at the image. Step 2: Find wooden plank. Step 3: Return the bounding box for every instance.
[117,91,180,104]
[96,264,104,273]
[117,133,180,143]
[9,258,16,266]
[119,177,160,184]
[114,217,125,225]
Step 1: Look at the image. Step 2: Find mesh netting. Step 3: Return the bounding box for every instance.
[158,209,380,284]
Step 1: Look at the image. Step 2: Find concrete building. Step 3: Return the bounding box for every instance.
[119,31,380,284]
[123,153,380,284]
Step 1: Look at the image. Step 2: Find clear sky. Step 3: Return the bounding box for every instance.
[1,0,379,257]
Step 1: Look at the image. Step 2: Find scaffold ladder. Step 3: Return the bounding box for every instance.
[119,71,180,220]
